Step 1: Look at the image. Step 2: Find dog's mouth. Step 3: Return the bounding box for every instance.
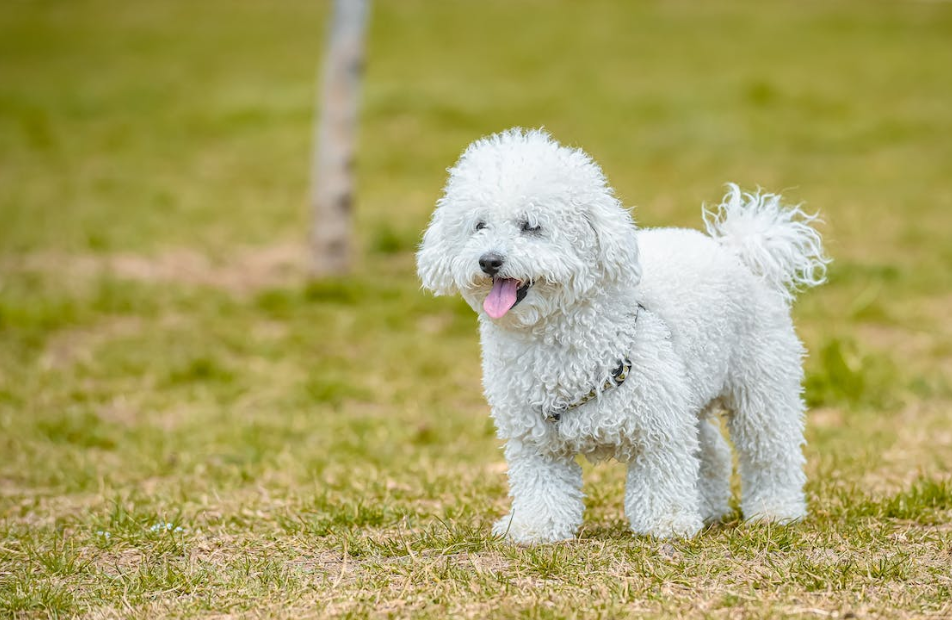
[483,278,531,319]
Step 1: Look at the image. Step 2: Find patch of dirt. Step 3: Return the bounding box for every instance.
[856,324,938,359]
[861,400,952,493]
[95,394,142,427]
[917,292,952,320]
[39,316,144,371]
[3,244,310,294]
[810,407,844,429]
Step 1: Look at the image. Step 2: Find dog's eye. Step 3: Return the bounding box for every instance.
[474,221,487,232]
[520,221,542,234]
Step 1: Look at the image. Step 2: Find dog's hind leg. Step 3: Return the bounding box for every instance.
[726,325,808,523]
[492,439,584,544]
[697,411,733,524]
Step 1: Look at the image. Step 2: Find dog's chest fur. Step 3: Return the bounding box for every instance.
[478,298,657,461]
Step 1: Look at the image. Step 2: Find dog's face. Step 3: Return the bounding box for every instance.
[418,129,640,329]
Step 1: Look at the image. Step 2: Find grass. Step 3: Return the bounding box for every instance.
[1,0,952,617]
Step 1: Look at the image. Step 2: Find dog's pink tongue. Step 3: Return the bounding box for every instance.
[484,278,519,319]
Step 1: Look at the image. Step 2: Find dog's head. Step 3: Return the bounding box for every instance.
[417,128,640,328]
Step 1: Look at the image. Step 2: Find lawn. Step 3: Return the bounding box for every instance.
[2,0,952,618]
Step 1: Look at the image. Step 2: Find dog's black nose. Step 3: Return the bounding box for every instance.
[479,252,505,276]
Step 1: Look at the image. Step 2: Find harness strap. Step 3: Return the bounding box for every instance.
[541,304,644,423]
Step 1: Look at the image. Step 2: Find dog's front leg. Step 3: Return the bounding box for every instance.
[624,422,704,539]
[492,439,583,544]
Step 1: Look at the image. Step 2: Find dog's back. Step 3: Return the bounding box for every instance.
[637,226,765,402]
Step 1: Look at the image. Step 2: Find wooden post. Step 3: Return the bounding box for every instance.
[310,0,370,277]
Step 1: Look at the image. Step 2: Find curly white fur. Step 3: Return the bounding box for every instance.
[417,128,829,543]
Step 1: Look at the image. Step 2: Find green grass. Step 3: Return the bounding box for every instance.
[2,0,952,617]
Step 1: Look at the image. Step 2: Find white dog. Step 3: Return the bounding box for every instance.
[417,128,829,543]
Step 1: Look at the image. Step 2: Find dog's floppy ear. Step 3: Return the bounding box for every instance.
[584,196,641,287]
[417,204,458,296]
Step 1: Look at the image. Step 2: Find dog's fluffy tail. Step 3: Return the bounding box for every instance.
[704,184,830,304]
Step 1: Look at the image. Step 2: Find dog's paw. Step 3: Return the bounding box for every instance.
[700,501,732,525]
[742,496,806,525]
[743,506,806,525]
[629,512,703,540]
[492,513,577,544]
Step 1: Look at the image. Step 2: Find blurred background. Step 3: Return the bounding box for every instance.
[1,0,951,616]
